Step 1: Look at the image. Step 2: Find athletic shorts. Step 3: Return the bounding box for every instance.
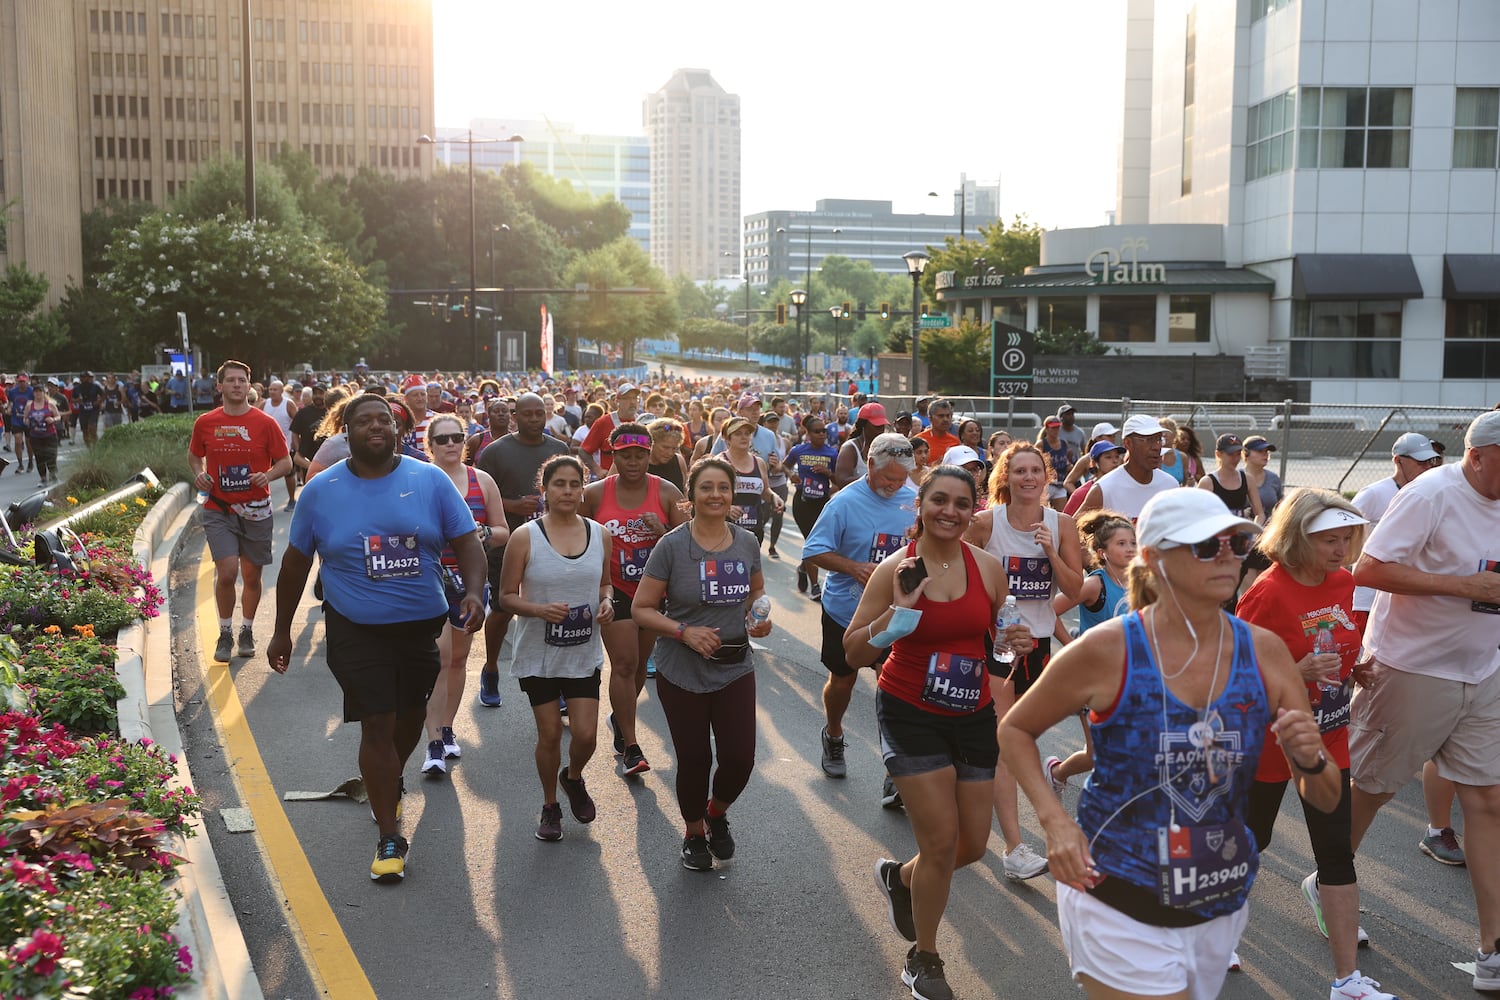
[201,506,275,566]
[518,669,602,707]
[1056,882,1248,1000]
[486,546,507,611]
[991,637,1053,697]
[791,493,828,538]
[1349,661,1500,793]
[876,688,998,781]
[323,604,444,723]
[609,586,638,624]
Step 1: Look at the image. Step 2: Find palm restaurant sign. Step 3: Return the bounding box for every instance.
[1085,238,1166,285]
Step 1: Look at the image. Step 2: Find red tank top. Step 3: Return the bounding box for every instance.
[594,474,669,595]
[877,541,995,715]
[440,467,488,568]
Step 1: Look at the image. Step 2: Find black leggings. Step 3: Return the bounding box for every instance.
[1247,766,1356,886]
[767,483,788,548]
[654,670,757,825]
[791,493,828,539]
[28,436,58,478]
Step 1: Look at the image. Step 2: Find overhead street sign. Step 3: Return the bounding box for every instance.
[918,314,951,329]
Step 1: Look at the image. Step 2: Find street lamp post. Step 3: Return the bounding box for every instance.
[416,130,523,373]
[790,288,808,391]
[903,250,930,395]
[829,305,842,358]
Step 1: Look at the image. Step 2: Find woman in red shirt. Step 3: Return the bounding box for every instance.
[843,464,1025,1000]
[1235,488,1390,1000]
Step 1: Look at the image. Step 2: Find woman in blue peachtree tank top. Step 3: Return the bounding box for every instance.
[999,488,1340,1000]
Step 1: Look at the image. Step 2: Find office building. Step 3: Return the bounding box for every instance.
[936,0,1500,407]
[2,0,434,303]
[434,118,650,252]
[745,200,995,287]
[643,68,739,280]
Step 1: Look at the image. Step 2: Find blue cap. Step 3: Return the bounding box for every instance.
[1089,440,1126,462]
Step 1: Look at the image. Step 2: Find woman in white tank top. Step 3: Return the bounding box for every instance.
[962,442,1084,879]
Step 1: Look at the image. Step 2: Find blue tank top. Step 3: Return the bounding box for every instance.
[1079,568,1129,633]
[1076,611,1270,919]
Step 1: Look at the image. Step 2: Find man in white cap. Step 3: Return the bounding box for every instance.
[1077,414,1178,518]
[1349,410,1500,992]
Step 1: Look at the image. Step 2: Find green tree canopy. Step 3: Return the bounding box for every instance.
[555,237,675,366]
[921,215,1045,300]
[0,265,66,368]
[170,157,304,230]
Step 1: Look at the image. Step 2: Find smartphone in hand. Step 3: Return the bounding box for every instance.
[898,557,928,595]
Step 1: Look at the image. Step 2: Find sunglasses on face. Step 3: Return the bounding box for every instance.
[1180,532,1255,561]
[430,433,466,446]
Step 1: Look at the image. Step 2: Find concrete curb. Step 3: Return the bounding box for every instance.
[114,485,266,1000]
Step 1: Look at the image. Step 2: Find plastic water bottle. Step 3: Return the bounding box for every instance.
[749,595,771,628]
[1312,621,1340,692]
[994,596,1021,665]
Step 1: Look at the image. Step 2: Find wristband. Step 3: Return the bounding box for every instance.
[1291,751,1328,775]
[674,622,687,641]
[869,606,922,647]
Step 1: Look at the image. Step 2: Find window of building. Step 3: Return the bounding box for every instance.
[1168,294,1212,343]
[1246,90,1296,181]
[114,11,124,33]
[1099,295,1158,343]
[144,180,152,201]
[142,139,150,160]
[95,136,105,158]
[115,53,125,76]
[1444,301,1500,377]
[98,178,107,201]
[1455,88,1500,169]
[1181,6,1196,196]
[1291,299,1402,377]
[1037,297,1087,336]
[106,137,115,158]
[1298,87,1411,168]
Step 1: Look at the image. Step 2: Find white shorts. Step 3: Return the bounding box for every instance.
[1056,882,1249,1000]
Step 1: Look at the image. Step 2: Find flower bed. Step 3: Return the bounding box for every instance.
[1,466,199,999]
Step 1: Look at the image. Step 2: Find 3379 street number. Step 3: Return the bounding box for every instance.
[991,381,1033,396]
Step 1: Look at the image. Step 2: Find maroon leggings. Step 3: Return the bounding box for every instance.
[654,670,757,824]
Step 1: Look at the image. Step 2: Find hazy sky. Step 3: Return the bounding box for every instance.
[433,1,1126,231]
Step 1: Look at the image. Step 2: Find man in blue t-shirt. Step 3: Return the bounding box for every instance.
[801,433,917,794]
[266,394,487,885]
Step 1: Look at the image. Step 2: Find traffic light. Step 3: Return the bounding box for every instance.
[775,303,787,326]
[879,302,891,319]
[840,301,851,319]
[920,304,930,317]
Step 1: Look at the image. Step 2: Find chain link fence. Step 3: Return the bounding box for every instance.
[862,392,1483,496]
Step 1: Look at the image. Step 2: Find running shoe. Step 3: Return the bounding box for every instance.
[768,545,779,558]
[820,726,847,778]
[706,811,735,861]
[558,696,569,718]
[881,775,904,810]
[370,834,408,883]
[809,582,822,602]
[1045,755,1067,797]
[1228,950,1241,971]
[440,726,461,759]
[623,744,651,776]
[902,946,954,1000]
[284,499,296,512]
[420,740,446,776]
[608,712,625,756]
[1301,872,1327,937]
[558,768,596,823]
[236,626,255,658]
[1475,948,1500,992]
[1331,971,1396,999]
[1002,843,1048,881]
[477,670,503,707]
[1419,826,1465,866]
[681,832,713,871]
[535,802,563,842]
[875,858,916,942]
[797,568,809,593]
[212,628,233,663]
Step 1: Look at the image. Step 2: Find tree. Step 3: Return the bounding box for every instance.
[921,215,1045,300]
[1034,326,1109,356]
[99,212,386,371]
[678,316,746,356]
[554,238,675,367]
[0,265,67,368]
[920,318,993,394]
[170,157,304,231]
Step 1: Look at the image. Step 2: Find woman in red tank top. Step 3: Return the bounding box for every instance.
[841,464,1025,1000]
[581,422,687,775]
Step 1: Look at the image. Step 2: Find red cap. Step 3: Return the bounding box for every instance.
[857,402,889,427]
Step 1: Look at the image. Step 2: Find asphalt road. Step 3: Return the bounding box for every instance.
[169,508,1484,1000]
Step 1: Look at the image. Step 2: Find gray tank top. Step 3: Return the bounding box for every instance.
[510,518,606,679]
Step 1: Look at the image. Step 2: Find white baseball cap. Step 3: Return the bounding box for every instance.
[1466,410,1500,450]
[1392,432,1438,462]
[1306,507,1369,535]
[1137,488,1261,552]
[1090,421,1119,439]
[1122,414,1167,438]
[944,445,983,467]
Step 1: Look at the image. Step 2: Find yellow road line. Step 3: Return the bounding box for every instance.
[195,552,375,1000]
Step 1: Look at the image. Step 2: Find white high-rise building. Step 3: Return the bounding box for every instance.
[643,69,740,280]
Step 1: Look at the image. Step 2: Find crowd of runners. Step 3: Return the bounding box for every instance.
[180,360,1500,1000]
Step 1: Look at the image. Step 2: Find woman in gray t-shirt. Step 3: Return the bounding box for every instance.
[633,456,773,871]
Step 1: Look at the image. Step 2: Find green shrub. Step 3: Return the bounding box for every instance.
[60,414,194,493]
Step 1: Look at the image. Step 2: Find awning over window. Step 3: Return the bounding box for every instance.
[1292,254,1423,301]
[1443,255,1500,300]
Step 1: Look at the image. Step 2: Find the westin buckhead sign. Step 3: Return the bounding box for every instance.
[1085,238,1166,285]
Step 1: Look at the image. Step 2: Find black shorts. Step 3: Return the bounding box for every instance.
[323,604,444,723]
[518,669,602,707]
[610,586,635,623]
[993,637,1053,697]
[821,608,857,678]
[876,688,999,781]
[792,493,829,538]
[486,546,506,611]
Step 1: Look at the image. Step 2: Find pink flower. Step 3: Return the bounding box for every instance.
[14,928,65,976]
[176,945,194,973]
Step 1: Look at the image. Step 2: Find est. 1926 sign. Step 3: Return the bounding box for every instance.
[990,321,1034,397]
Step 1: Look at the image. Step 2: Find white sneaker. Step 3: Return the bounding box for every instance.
[420,739,446,775]
[1044,755,1067,797]
[1476,948,1500,992]
[1228,950,1241,971]
[1331,970,1396,999]
[1002,842,1048,881]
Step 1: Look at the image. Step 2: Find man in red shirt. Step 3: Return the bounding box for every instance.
[913,398,960,464]
[578,382,641,477]
[189,360,293,663]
